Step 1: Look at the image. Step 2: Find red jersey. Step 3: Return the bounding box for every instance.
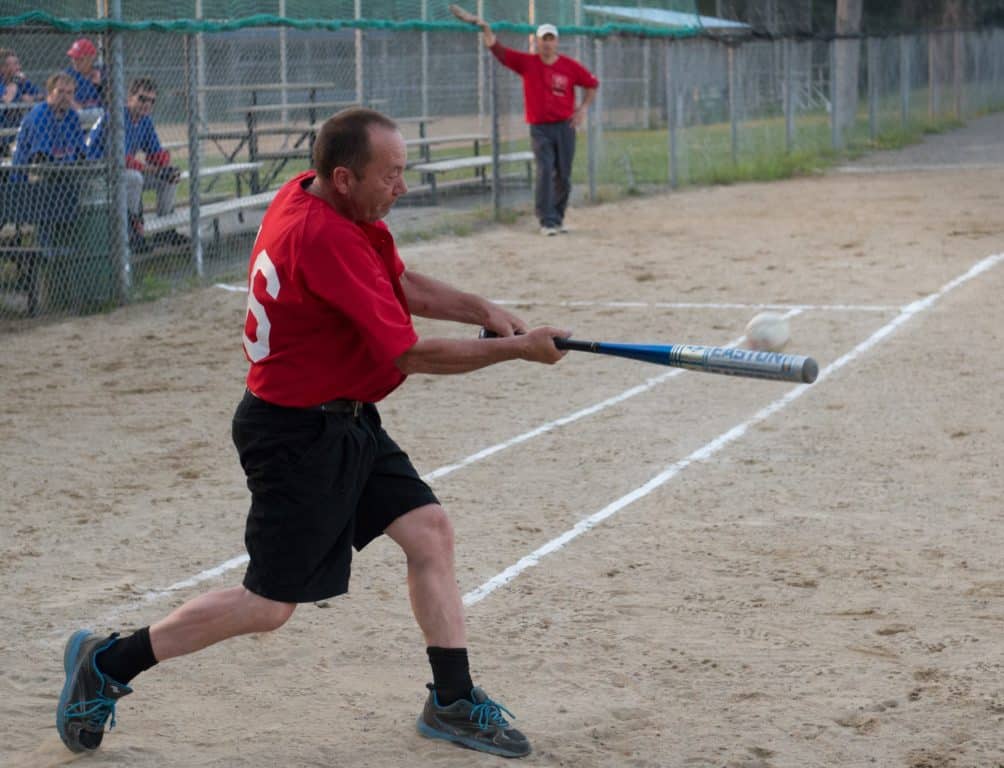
[242,171,417,406]
[490,42,599,124]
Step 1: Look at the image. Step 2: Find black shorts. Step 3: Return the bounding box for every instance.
[232,390,439,603]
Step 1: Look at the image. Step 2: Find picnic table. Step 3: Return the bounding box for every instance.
[216,99,389,190]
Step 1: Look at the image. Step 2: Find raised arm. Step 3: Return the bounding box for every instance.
[479,19,496,48]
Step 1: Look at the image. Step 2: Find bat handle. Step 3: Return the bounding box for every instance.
[479,328,584,352]
[554,337,595,352]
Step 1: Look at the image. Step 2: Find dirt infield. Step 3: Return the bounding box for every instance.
[2,115,1003,768]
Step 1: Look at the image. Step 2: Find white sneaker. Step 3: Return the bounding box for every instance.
[558,224,569,233]
[540,226,559,236]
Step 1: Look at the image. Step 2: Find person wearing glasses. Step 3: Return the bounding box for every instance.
[87,77,184,252]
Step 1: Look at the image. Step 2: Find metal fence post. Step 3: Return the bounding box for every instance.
[642,37,651,129]
[784,37,794,152]
[928,31,938,118]
[421,0,429,118]
[900,34,911,129]
[665,40,677,189]
[868,36,878,142]
[728,42,738,164]
[830,39,840,150]
[489,48,501,220]
[185,34,203,279]
[588,36,602,202]
[953,29,963,119]
[109,0,131,298]
[354,0,364,104]
[477,0,485,129]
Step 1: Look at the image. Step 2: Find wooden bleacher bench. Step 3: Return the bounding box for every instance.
[405,133,489,150]
[144,189,277,250]
[145,189,276,234]
[405,133,489,164]
[255,148,311,162]
[179,161,263,184]
[409,151,534,204]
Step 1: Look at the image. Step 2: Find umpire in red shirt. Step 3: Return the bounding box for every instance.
[481,20,599,236]
[56,108,571,760]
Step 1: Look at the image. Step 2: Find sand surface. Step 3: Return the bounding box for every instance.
[2,114,1003,768]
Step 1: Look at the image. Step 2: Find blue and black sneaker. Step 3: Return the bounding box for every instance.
[417,684,531,758]
[56,630,132,752]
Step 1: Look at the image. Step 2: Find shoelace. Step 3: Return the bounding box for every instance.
[469,697,515,729]
[65,694,119,732]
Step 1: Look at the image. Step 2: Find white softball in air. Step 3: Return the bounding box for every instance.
[744,312,790,352]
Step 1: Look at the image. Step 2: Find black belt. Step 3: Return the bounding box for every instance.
[315,399,365,417]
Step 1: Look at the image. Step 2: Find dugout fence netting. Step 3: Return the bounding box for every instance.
[1,4,1003,326]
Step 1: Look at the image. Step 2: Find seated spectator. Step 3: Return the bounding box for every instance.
[10,72,88,248]
[13,72,86,167]
[87,77,184,252]
[65,38,104,125]
[1,47,42,154]
[2,47,42,108]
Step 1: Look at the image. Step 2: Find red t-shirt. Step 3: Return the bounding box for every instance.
[490,42,599,124]
[242,171,418,406]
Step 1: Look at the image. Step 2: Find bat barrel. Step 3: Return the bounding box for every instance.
[556,339,818,384]
[669,344,818,384]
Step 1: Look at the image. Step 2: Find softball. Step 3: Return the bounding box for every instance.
[744,312,790,352]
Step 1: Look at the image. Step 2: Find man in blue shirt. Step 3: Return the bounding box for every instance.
[9,72,88,250]
[13,72,86,167]
[88,77,183,251]
[65,38,104,126]
[1,47,42,155]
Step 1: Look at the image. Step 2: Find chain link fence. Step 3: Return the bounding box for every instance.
[1,11,1003,326]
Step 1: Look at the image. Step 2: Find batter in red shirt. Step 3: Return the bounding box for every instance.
[481,20,599,234]
[57,109,570,761]
[243,171,417,406]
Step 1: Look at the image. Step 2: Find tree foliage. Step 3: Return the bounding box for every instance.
[698,0,1004,34]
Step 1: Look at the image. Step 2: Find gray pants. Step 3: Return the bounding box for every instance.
[530,120,576,228]
[125,168,177,217]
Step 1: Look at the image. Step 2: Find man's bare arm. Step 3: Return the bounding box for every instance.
[479,19,496,47]
[573,87,598,127]
[395,326,567,375]
[400,269,525,335]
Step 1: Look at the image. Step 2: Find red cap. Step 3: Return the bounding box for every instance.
[67,38,97,59]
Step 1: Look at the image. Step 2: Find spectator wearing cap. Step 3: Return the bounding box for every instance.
[1,47,42,154]
[87,77,185,252]
[65,38,104,124]
[478,21,598,236]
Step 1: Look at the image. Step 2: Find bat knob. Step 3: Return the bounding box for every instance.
[801,357,819,384]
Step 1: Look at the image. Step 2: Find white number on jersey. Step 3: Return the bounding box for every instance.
[242,249,280,362]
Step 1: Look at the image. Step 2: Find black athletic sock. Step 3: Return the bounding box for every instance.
[426,646,473,707]
[95,626,158,685]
